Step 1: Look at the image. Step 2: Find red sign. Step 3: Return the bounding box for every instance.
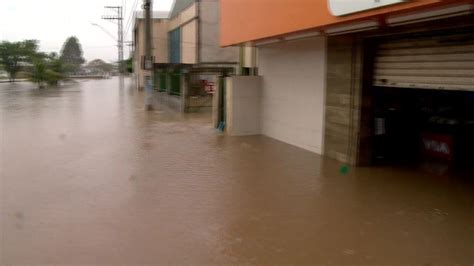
[201,80,215,94]
[421,132,454,161]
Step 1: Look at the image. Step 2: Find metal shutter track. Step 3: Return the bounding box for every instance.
[374,33,474,91]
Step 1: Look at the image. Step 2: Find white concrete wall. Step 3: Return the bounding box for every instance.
[226,76,262,136]
[168,2,198,65]
[259,37,326,154]
[169,3,197,31]
[243,46,257,68]
[153,20,169,63]
[199,0,239,63]
[182,20,198,64]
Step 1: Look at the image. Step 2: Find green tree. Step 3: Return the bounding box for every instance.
[30,58,47,88]
[118,58,133,73]
[29,52,65,88]
[125,57,133,73]
[0,40,39,82]
[59,36,85,73]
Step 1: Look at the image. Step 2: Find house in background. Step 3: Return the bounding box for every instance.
[133,0,239,117]
[83,59,113,77]
[0,70,9,80]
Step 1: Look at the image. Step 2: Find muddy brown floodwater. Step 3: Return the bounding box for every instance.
[1,78,473,265]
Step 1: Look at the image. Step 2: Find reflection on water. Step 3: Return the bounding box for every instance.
[1,78,473,265]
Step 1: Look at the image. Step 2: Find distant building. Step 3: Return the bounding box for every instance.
[84,59,113,76]
[133,10,170,90]
[133,0,239,114]
[0,70,8,79]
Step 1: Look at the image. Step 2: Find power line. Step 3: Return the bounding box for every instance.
[123,0,140,41]
[127,0,139,26]
[91,23,117,42]
[123,0,126,19]
[125,2,136,41]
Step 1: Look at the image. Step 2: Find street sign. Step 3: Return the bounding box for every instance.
[329,0,407,16]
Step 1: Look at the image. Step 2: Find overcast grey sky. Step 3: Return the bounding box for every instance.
[0,0,174,63]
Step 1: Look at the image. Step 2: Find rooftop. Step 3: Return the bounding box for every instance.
[134,10,170,19]
[169,0,195,18]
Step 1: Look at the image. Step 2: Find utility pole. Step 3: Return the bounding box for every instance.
[102,6,124,75]
[143,0,154,110]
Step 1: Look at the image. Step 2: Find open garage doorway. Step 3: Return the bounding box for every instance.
[372,88,474,170]
[362,27,474,175]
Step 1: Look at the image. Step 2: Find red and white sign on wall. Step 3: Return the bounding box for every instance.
[421,132,454,161]
[329,0,407,16]
[201,80,215,94]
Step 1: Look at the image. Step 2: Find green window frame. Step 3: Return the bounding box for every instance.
[169,70,181,96]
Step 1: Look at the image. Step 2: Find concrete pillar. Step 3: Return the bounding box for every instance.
[212,76,223,129]
[324,36,364,165]
[181,73,189,112]
[226,76,262,136]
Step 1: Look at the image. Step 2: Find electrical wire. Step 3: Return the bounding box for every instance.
[123,0,140,40]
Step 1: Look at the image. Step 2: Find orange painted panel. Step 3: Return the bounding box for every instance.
[221,0,467,46]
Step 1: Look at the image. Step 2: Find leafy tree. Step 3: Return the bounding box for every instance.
[29,52,65,88]
[118,58,133,73]
[59,36,85,73]
[48,52,64,78]
[30,58,47,88]
[0,40,39,82]
[125,57,133,73]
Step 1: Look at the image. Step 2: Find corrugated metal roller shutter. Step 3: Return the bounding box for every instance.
[373,32,474,91]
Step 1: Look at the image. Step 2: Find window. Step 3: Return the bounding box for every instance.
[169,28,181,64]
[169,70,181,96]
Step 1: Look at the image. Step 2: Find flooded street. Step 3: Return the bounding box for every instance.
[1,78,473,265]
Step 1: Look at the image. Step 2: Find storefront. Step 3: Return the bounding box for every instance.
[355,20,474,171]
[220,0,474,169]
